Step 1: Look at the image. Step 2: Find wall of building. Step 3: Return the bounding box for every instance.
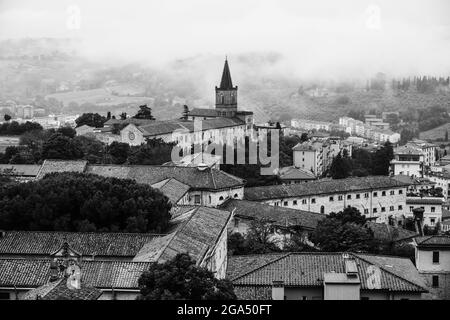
[405,200,442,227]
[259,186,407,224]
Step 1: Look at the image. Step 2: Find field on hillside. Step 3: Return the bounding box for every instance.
[419,123,450,141]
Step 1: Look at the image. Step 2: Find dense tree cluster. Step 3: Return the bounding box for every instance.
[0,121,43,135]
[327,142,393,179]
[0,172,172,233]
[75,113,107,128]
[138,253,236,300]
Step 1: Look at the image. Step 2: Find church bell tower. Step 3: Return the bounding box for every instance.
[215,58,238,117]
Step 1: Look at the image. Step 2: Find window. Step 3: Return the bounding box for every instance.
[382,191,386,196]
[320,206,325,214]
[364,193,369,198]
[234,219,239,228]
[364,209,369,214]
[347,195,352,200]
[373,208,378,213]
[219,196,224,201]
[293,200,298,205]
[338,195,343,201]
[274,202,279,206]
[373,192,378,197]
[432,275,439,288]
[283,201,288,206]
[398,205,403,210]
[433,251,440,264]
[312,198,316,204]
[194,195,201,204]
[431,207,436,213]
[0,292,9,300]
[302,199,307,205]
[399,190,403,194]
[390,206,394,211]
[381,207,386,212]
[329,196,334,202]
[390,190,395,195]
[410,206,414,212]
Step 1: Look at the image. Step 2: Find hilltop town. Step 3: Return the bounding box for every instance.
[0,59,449,301]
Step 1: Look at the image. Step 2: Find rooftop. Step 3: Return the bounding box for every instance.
[0,259,152,289]
[415,235,450,247]
[133,206,232,265]
[22,278,103,300]
[220,199,325,230]
[151,178,190,204]
[227,252,428,293]
[0,231,159,258]
[244,176,411,201]
[278,166,316,181]
[365,222,418,242]
[406,197,444,205]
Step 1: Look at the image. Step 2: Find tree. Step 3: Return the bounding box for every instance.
[75,113,107,128]
[133,104,155,120]
[41,133,84,160]
[329,206,367,225]
[311,207,376,252]
[74,135,107,164]
[372,141,394,176]
[4,114,11,122]
[107,141,130,164]
[57,126,76,138]
[137,253,236,300]
[329,153,351,179]
[0,172,172,233]
[128,139,175,165]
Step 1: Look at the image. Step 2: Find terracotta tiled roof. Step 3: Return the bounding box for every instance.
[22,278,102,300]
[104,118,155,126]
[365,222,418,242]
[151,178,190,204]
[134,117,245,137]
[133,206,232,265]
[0,231,159,258]
[220,199,325,230]
[244,176,411,201]
[227,252,428,293]
[0,259,151,289]
[86,165,244,190]
[36,159,88,179]
[0,164,41,177]
[188,108,220,117]
[415,235,450,247]
[278,166,316,181]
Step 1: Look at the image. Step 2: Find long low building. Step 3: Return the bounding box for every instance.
[227,252,428,300]
[244,176,412,224]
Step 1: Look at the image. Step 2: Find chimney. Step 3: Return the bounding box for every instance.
[413,207,425,236]
[49,259,60,282]
[271,280,285,300]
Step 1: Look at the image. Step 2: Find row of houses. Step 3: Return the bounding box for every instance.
[339,116,400,144]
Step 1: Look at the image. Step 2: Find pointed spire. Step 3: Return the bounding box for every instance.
[219,58,234,90]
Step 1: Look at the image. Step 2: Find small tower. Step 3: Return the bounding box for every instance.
[215,58,238,117]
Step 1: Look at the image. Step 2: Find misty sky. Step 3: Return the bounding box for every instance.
[1,0,450,77]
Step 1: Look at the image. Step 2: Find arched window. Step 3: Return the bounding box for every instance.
[320,206,325,214]
[219,196,224,201]
[234,193,238,198]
